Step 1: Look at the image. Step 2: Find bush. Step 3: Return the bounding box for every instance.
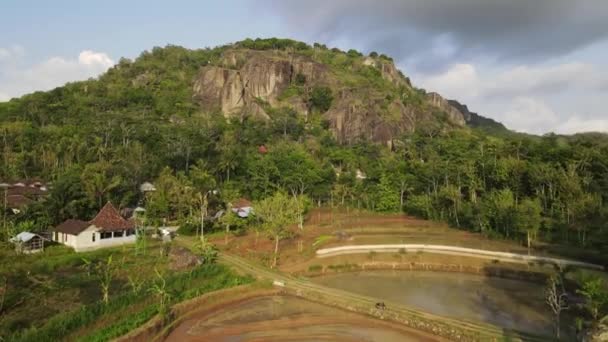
[347,49,362,58]
[309,87,334,113]
[10,264,250,342]
[295,73,306,86]
[308,264,323,272]
[177,221,199,236]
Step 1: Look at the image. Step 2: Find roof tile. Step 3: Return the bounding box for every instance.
[89,202,134,231]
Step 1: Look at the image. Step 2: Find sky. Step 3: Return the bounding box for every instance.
[1,0,608,135]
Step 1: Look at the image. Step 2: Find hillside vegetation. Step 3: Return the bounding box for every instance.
[0,38,607,260]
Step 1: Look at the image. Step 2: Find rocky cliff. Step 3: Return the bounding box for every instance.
[192,48,470,144]
[447,100,507,131]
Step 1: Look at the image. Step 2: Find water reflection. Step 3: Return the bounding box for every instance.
[313,270,574,338]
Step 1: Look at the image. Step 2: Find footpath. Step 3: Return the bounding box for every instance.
[316,244,604,270]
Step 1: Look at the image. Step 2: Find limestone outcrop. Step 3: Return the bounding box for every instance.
[193,49,469,144]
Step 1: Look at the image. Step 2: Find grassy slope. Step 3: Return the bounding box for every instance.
[0,240,250,341]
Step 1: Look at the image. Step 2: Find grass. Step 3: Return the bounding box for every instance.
[82,305,157,342]
[0,238,251,342]
[9,263,251,342]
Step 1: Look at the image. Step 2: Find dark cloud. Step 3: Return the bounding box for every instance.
[261,0,608,67]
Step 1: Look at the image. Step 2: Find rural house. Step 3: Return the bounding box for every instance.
[1,179,50,214]
[52,202,136,252]
[231,198,254,218]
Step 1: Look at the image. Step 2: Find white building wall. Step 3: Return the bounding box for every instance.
[73,226,136,252]
[54,225,136,252]
[72,225,99,251]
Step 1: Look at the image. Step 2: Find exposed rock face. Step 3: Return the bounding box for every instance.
[193,49,469,144]
[426,92,466,127]
[193,50,329,120]
[447,100,507,131]
[379,61,411,88]
[326,89,418,144]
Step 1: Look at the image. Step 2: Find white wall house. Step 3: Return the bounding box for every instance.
[52,202,136,252]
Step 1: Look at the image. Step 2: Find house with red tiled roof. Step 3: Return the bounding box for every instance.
[52,202,136,252]
[1,179,49,214]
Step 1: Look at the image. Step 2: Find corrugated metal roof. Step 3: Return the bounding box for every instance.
[11,232,39,243]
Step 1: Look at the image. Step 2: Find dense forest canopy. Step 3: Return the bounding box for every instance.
[1,38,607,261]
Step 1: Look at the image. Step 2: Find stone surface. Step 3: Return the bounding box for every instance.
[169,246,202,271]
[193,49,468,144]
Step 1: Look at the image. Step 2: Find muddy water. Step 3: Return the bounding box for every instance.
[164,295,442,342]
[314,270,573,337]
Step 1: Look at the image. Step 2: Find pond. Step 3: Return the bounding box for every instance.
[313,270,574,338]
[164,295,443,341]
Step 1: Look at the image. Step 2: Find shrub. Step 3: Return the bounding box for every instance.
[295,73,306,86]
[177,221,199,236]
[308,264,323,272]
[309,87,334,113]
[312,235,332,247]
[347,49,362,58]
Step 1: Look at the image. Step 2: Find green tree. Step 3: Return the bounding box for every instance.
[515,198,543,253]
[254,192,299,268]
[577,277,608,322]
[309,87,333,113]
[81,162,123,208]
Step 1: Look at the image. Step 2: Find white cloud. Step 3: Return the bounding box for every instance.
[485,63,601,97]
[415,63,480,99]
[417,62,608,100]
[500,97,559,134]
[0,45,24,61]
[490,97,608,135]
[0,92,9,102]
[0,48,114,99]
[554,116,608,135]
[414,62,608,134]
[78,50,114,68]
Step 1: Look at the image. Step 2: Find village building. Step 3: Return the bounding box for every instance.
[52,202,136,252]
[231,198,253,218]
[139,181,157,195]
[10,232,47,254]
[1,179,50,214]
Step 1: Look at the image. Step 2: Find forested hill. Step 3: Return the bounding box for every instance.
[0,38,607,260]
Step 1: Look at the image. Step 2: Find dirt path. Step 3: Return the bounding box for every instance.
[315,244,604,270]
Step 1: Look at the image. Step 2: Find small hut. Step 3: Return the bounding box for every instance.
[231,198,254,218]
[139,182,157,193]
[10,232,46,254]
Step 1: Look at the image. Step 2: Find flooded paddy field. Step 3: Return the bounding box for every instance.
[164,295,444,342]
[313,270,574,338]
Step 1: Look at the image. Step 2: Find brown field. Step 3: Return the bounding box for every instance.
[208,207,534,272]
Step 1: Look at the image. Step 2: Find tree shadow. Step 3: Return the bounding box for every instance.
[481,266,577,340]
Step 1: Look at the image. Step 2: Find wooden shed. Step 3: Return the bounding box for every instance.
[10,232,46,254]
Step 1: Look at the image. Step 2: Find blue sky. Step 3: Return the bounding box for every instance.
[2,0,608,134]
[1,0,283,61]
